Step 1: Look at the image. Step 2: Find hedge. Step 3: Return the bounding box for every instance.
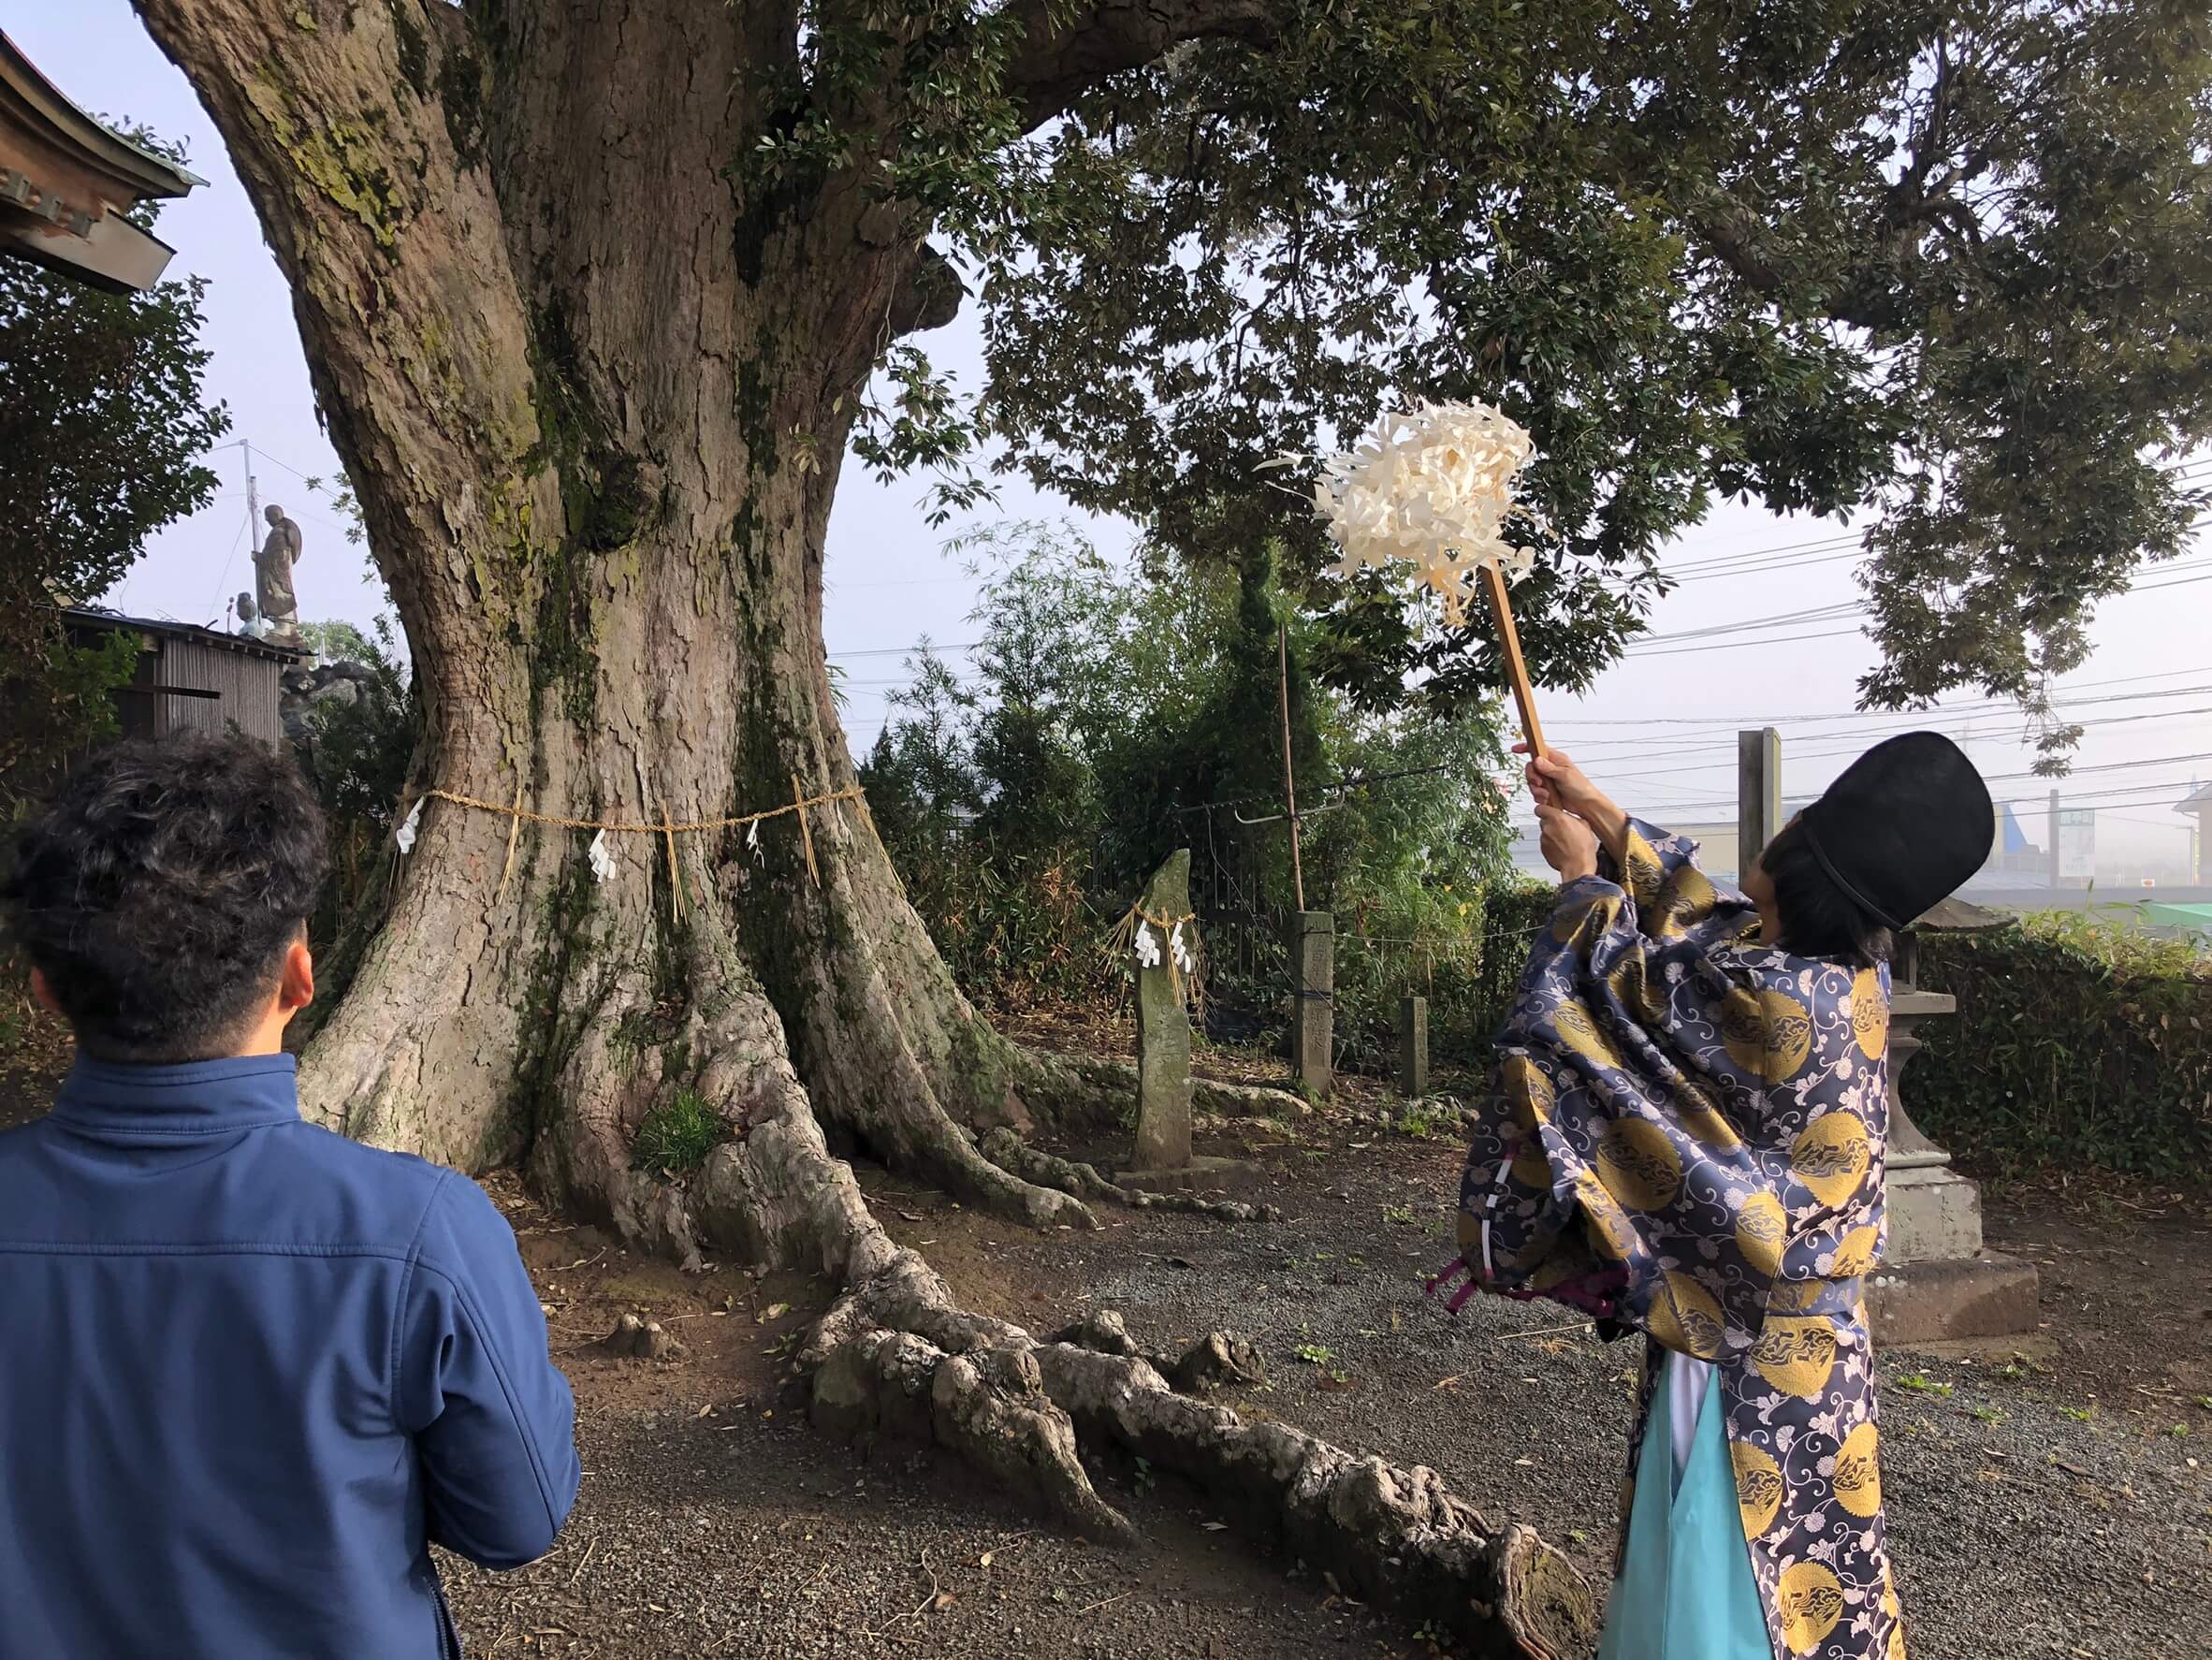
[1911,913,2212,1184]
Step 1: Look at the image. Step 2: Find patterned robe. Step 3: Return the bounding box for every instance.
[1439,822,1904,1660]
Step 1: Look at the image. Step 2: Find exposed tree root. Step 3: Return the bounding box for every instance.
[673,1067,1594,1657]
[1013,1045,1313,1128]
[1035,1335,1597,1658]
[977,1127,1282,1224]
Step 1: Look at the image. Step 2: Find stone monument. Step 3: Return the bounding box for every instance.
[1119,851,1253,1193]
[1131,850,1195,1172]
[252,504,304,642]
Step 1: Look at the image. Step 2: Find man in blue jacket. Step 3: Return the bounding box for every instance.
[0,735,580,1659]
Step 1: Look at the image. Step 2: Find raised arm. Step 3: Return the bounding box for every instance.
[1521,746,1632,872]
[1523,745,1750,941]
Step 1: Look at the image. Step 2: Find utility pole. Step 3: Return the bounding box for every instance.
[1277,620,1305,913]
[1738,727,1782,881]
[2048,787,2061,889]
[1277,619,1332,1096]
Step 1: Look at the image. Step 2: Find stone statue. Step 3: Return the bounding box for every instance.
[234,590,269,639]
[253,505,303,638]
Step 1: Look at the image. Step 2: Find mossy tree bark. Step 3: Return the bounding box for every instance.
[129,4,1594,1651]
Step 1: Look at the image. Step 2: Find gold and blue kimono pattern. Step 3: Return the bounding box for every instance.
[1449,822,1904,1660]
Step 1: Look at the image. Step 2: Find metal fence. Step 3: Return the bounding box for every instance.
[1194,886,1557,1077]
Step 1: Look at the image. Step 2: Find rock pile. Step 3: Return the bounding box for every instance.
[278,657,379,740]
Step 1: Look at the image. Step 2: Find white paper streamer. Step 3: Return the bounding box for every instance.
[586,828,613,884]
[394,796,424,855]
[1286,398,1545,626]
[1133,922,1162,969]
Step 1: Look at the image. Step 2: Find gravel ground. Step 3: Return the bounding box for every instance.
[869,1111,2212,1660]
[7,1014,2206,1657]
[439,1172,1405,1659]
[440,1405,1399,1658]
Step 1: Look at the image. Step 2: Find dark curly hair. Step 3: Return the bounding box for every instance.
[1,735,329,1062]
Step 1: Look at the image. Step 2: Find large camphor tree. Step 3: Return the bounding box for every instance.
[131,1,2209,1647]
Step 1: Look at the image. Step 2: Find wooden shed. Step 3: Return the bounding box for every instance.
[62,607,303,747]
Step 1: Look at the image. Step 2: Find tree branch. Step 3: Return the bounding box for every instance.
[889,242,967,339]
[1009,0,1288,127]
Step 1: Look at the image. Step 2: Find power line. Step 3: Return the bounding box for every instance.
[1621,551,2212,655]
[826,640,983,661]
[2103,812,2199,832]
[1544,663,2212,729]
[1556,691,2212,763]
[1981,750,2212,785]
[1576,709,2212,791]
[1637,458,2212,583]
[1609,777,2207,822]
[1619,625,1869,659]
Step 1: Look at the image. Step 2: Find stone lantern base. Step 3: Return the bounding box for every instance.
[1867,986,2041,1347]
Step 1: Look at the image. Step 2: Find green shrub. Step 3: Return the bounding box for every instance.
[1912,912,2212,1184]
[1328,879,1555,1074]
[288,603,415,1026]
[859,522,1517,1039]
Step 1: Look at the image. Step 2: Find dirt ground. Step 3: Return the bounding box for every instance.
[433,1091,2212,1660]
[6,1017,2209,1657]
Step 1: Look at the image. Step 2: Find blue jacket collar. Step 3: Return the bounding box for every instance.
[50,1055,302,1140]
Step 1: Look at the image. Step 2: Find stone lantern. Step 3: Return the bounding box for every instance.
[1867,897,2042,1345]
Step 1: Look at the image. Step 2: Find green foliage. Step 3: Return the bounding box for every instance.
[290,597,416,1003]
[1892,1371,1955,1398]
[1912,913,2212,1184]
[295,618,380,663]
[295,609,414,830]
[294,473,367,546]
[632,1086,726,1173]
[860,521,1518,1045]
[0,629,142,817]
[755,0,2212,762]
[0,125,227,806]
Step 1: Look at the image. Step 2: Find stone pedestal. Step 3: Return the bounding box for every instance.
[1883,991,1980,1264]
[1131,851,1194,1172]
[1290,910,1334,1097]
[1868,987,2042,1346]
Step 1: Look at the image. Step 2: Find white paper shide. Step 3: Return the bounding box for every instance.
[1293,399,1545,627]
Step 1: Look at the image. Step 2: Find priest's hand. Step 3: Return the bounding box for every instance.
[1518,745,1628,866]
[1535,805,1600,882]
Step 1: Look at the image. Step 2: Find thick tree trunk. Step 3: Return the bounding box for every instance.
[136,0,1057,1242]
[128,4,1594,1651]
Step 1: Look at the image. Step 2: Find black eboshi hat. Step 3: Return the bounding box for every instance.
[1795,733,1995,930]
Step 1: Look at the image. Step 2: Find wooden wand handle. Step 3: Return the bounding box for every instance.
[1477,563,1546,761]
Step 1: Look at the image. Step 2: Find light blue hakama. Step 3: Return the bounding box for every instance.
[1597,1349,1773,1660]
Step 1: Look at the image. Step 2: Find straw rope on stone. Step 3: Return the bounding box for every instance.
[1106,901,1202,1011]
